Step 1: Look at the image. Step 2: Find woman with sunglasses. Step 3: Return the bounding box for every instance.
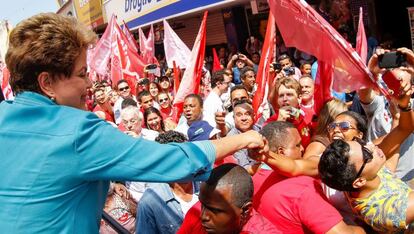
[319,50,414,233]
[157,92,178,124]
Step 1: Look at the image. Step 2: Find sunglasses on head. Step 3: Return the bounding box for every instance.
[353,137,374,179]
[327,121,356,132]
[119,86,130,92]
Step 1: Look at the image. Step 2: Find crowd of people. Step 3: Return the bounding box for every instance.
[1,10,414,234]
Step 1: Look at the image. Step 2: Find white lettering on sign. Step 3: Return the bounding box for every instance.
[124,0,163,13]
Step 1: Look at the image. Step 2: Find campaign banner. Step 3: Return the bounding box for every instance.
[104,0,229,29]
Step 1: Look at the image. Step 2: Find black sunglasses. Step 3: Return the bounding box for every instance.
[353,137,374,179]
[119,86,130,92]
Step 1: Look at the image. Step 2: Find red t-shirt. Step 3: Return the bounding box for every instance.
[300,103,316,125]
[93,105,114,122]
[252,169,343,234]
[177,202,281,234]
[264,109,311,148]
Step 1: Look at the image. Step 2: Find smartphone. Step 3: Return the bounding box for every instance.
[146,64,158,74]
[378,52,406,69]
[382,71,401,98]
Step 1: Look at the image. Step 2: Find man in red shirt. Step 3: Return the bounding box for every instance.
[93,87,114,122]
[253,121,365,234]
[178,164,280,234]
[266,77,311,147]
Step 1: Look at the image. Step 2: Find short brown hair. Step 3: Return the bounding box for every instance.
[6,13,97,94]
[275,77,300,96]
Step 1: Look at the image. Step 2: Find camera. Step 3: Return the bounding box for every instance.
[272,62,282,71]
[283,67,295,76]
[378,52,406,69]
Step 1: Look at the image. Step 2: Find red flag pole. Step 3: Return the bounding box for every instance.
[252,12,276,122]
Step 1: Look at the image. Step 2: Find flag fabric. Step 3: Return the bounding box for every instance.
[313,61,333,114]
[172,61,181,95]
[122,20,139,53]
[163,19,191,69]
[89,15,145,95]
[0,63,13,100]
[173,11,208,116]
[138,25,157,64]
[212,48,222,72]
[356,7,368,64]
[268,0,377,93]
[252,12,276,122]
[0,20,12,63]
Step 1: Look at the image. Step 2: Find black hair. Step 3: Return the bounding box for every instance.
[184,94,203,108]
[155,130,187,144]
[211,70,225,88]
[240,66,255,80]
[318,139,358,192]
[143,107,165,132]
[117,79,128,87]
[121,98,137,109]
[277,54,291,62]
[230,85,249,102]
[260,121,295,152]
[205,163,253,208]
[337,111,368,141]
[137,90,151,102]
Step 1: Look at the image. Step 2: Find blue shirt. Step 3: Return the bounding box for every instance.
[232,67,242,85]
[137,182,200,233]
[0,92,216,233]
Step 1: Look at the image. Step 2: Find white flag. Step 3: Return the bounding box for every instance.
[163,19,191,69]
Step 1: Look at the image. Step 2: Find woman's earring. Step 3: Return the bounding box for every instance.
[50,96,56,102]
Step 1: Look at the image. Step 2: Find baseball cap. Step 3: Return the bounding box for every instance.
[187,121,221,141]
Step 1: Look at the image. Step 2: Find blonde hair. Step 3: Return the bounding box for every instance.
[6,13,97,94]
[315,99,348,135]
[275,77,301,96]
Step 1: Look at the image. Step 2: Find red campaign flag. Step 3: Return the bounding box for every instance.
[356,7,368,64]
[212,48,222,72]
[0,64,13,100]
[252,11,276,122]
[173,11,208,117]
[172,60,181,95]
[122,20,139,53]
[138,25,157,64]
[314,61,333,114]
[90,15,145,95]
[268,0,377,93]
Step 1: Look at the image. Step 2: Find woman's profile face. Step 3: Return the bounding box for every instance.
[49,49,92,110]
[328,114,362,141]
[147,112,162,132]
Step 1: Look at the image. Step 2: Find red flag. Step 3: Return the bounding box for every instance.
[90,15,146,95]
[268,0,377,93]
[122,20,139,53]
[163,19,191,69]
[173,61,181,95]
[314,61,333,114]
[139,25,157,64]
[212,48,222,72]
[0,64,13,100]
[252,12,276,122]
[173,11,208,116]
[356,7,368,64]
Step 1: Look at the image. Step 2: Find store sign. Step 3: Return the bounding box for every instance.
[74,0,104,28]
[105,0,228,29]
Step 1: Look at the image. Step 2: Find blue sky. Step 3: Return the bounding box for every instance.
[0,0,58,26]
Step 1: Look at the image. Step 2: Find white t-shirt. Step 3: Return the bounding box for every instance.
[360,95,392,142]
[203,91,224,128]
[173,192,198,216]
